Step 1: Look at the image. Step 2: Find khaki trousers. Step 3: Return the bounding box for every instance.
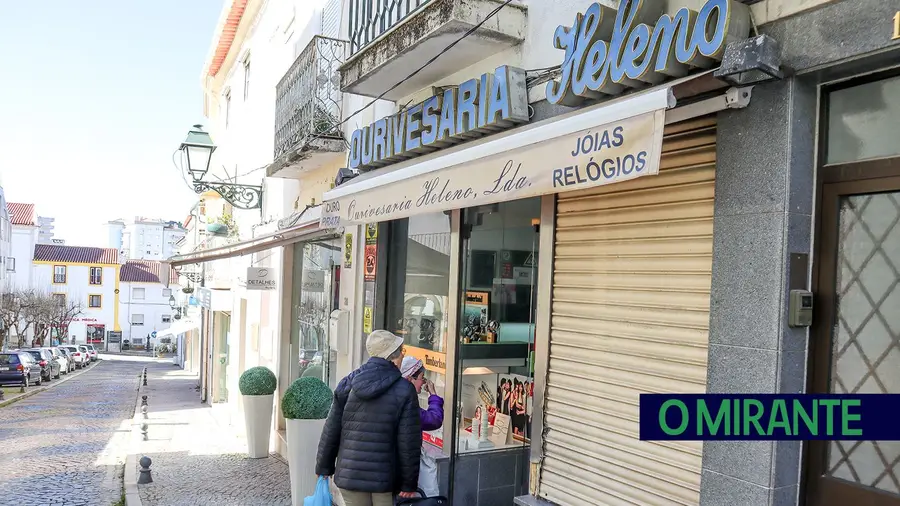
[338,489,394,506]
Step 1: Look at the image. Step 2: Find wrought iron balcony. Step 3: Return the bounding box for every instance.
[340,0,526,101]
[349,0,432,56]
[271,36,348,178]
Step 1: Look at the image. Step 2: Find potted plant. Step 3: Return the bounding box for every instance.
[282,376,332,505]
[182,287,194,294]
[238,366,277,459]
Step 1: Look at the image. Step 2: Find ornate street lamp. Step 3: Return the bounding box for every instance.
[177,124,263,210]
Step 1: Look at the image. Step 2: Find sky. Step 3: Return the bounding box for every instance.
[0,1,224,247]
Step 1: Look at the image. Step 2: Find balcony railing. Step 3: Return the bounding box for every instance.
[348,0,431,55]
[274,36,348,160]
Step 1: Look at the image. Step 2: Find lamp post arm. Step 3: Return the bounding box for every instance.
[192,181,263,210]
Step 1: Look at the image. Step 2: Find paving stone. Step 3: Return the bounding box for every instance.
[0,360,141,506]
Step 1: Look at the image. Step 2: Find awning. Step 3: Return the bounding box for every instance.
[157,318,200,338]
[166,206,334,267]
[320,84,674,227]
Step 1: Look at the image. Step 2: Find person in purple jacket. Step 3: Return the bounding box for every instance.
[400,356,443,431]
[400,356,444,497]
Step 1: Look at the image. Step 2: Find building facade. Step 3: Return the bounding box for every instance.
[118,260,181,348]
[8,202,39,290]
[169,0,900,505]
[32,244,120,346]
[108,217,186,261]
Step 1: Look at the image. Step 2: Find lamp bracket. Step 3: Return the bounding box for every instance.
[192,181,263,210]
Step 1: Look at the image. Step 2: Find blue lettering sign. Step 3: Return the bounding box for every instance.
[349,66,530,171]
[547,0,750,106]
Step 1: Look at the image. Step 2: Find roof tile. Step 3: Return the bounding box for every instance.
[7,203,36,226]
[120,260,178,285]
[33,244,119,264]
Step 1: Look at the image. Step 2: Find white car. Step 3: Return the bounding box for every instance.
[85,344,99,361]
[61,346,88,368]
[43,347,70,375]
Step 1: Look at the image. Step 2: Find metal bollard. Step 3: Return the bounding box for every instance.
[141,421,148,441]
[141,404,148,419]
[138,456,153,484]
[142,368,147,386]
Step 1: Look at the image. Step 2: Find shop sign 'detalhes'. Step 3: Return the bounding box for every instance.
[547,0,750,106]
[348,65,529,172]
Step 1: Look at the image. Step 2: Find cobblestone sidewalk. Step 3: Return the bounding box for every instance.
[133,363,291,506]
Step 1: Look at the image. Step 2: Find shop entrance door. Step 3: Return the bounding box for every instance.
[806,171,900,505]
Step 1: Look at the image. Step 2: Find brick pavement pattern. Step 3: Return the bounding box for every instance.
[135,362,292,506]
[0,359,141,506]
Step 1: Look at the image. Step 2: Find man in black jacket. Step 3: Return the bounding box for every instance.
[316,330,422,505]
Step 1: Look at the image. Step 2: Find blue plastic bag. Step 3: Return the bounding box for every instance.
[304,476,333,506]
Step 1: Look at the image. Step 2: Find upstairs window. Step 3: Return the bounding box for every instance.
[89,267,103,285]
[53,265,67,284]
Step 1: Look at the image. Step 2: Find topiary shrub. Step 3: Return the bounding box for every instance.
[300,365,324,381]
[239,366,277,396]
[282,376,333,420]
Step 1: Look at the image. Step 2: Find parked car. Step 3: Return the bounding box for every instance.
[43,347,69,375]
[85,344,99,361]
[61,346,88,368]
[78,345,92,364]
[23,349,60,381]
[55,347,76,373]
[0,352,41,388]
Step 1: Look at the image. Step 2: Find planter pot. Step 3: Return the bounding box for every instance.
[207,223,228,235]
[286,418,326,506]
[242,394,274,459]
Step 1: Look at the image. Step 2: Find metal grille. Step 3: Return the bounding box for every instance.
[827,191,900,495]
[274,36,348,160]
[348,0,431,55]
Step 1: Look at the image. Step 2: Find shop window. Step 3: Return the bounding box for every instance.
[384,212,452,449]
[826,74,900,164]
[290,238,342,388]
[453,198,540,460]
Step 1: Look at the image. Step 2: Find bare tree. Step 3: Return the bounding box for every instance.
[48,296,83,346]
[0,289,40,348]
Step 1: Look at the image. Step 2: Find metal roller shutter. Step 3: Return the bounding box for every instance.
[538,115,717,506]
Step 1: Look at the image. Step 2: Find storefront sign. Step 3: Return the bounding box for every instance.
[322,109,664,226]
[107,331,122,343]
[403,345,447,375]
[72,317,98,322]
[348,65,529,171]
[246,267,277,290]
[547,0,750,106]
[301,270,326,293]
[343,233,353,268]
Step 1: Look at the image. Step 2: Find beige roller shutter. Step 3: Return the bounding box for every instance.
[538,115,716,506]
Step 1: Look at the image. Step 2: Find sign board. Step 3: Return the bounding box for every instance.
[546,0,750,106]
[363,306,374,334]
[301,270,326,293]
[246,267,277,291]
[344,233,353,268]
[107,331,122,343]
[151,331,157,338]
[349,66,529,172]
[322,109,665,226]
[363,244,377,281]
[403,345,447,375]
[199,288,212,309]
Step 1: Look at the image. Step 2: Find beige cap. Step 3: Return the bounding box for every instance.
[366,330,404,359]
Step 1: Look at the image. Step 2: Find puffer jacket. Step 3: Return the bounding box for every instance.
[315,357,422,494]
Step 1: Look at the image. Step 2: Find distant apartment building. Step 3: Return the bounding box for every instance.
[107,217,186,261]
[8,202,38,290]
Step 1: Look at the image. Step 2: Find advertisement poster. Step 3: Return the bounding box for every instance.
[462,291,490,328]
[344,233,353,268]
[363,244,377,281]
[497,374,533,442]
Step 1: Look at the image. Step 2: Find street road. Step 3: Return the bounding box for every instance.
[0,357,144,506]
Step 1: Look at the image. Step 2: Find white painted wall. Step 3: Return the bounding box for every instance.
[119,281,182,347]
[0,188,11,298]
[9,225,37,290]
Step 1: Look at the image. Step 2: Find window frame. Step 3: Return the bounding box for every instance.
[53,265,67,284]
[243,56,251,101]
[5,257,14,272]
[132,287,145,300]
[88,294,102,309]
[131,313,145,326]
[52,293,66,306]
[89,266,103,285]
[162,288,172,298]
[161,314,172,324]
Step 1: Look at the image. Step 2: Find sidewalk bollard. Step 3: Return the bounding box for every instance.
[0,390,4,401]
[141,404,148,419]
[142,368,147,386]
[138,456,153,484]
[141,394,148,407]
[141,421,148,441]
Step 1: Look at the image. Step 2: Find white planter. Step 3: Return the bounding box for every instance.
[242,394,274,459]
[286,418,327,506]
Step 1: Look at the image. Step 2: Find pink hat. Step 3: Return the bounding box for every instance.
[400,356,424,379]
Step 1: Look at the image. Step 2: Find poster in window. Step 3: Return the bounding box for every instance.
[462,291,490,329]
[496,373,533,442]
